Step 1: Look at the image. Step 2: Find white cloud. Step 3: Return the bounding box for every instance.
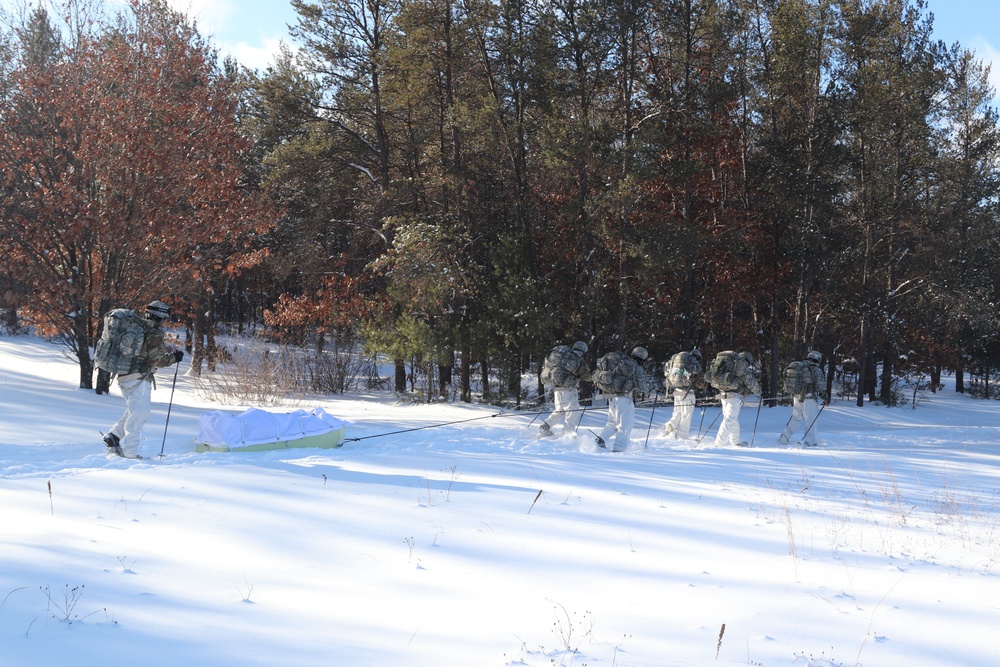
[224,36,289,72]
[161,0,288,71]
[969,38,1000,101]
[164,0,234,36]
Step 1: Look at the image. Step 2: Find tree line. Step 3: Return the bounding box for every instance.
[1,0,998,406]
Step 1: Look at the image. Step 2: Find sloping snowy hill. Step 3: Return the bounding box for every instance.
[2,336,999,667]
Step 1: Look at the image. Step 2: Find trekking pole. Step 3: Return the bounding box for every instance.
[749,395,764,448]
[527,388,556,430]
[801,401,827,445]
[158,362,181,458]
[526,412,542,428]
[573,398,589,434]
[695,407,723,445]
[778,411,795,444]
[643,392,659,449]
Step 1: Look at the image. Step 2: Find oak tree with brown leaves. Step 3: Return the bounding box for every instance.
[0,1,273,389]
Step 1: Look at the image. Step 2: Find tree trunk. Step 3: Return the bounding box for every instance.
[866,347,878,403]
[825,352,834,402]
[481,357,491,401]
[439,361,452,399]
[75,325,94,390]
[394,358,406,393]
[506,352,522,407]
[460,345,471,403]
[206,296,217,372]
[879,340,894,404]
[856,312,869,407]
[191,308,204,377]
[768,297,780,408]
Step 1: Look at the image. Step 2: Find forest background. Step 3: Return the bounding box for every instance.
[1,0,998,409]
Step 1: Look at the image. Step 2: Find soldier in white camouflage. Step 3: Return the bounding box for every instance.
[538,341,591,437]
[779,350,826,447]
[102,300,184,459]
[663,348,704,439]
[593,347,659,452]
[705,350,760,448]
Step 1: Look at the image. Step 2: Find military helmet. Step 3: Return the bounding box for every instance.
[145,300,171,321]
[572,341,588,355]
[740,351,754,365]
[807,350,822,364]
[631,346,648,361]
[691,348,702,361]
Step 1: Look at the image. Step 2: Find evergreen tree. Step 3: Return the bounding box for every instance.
[834,0,939,405]
[920,42,1000,390]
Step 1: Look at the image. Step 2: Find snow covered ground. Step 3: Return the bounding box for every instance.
[2,335,999,667]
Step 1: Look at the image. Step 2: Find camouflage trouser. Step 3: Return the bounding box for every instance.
[542,387,583,433]
[598,395,634,452]
[666,388,695,438]
[714,393,743,447]
[109,376,153,457]
[780,396,819,445]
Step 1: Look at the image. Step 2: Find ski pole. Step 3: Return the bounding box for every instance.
[802,401,827,444]
[644,392,659,449]
[696,406,706,438]
[573,398,589,434]
[777,411,795,444]
[158,362,181,458]
[749,395,764,448]
[695,407,723,445]
[526,388,559,431]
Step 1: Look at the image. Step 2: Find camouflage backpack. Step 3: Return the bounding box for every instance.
[592,351,636,395]
[94,309,148,375]
[540,345,583,388]
[783,360,807,397]
[666,351,702,389]
[705,351,741,392]
[784,360,820,398]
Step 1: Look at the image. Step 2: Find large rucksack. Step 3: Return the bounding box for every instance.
[540,345,583,388]
[783,360,807,396]
[784,360,819,397]
[666,351,701,389]
[705,351,741,392]
[592,351,636,395]
[94,309,148,375]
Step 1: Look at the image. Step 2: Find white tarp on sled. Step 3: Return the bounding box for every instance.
[196,407,348,452]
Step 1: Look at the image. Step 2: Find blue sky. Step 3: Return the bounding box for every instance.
[926,0,1000,90]
[165,0,300,71]
[185,0,997,92]
[2,0,995,88]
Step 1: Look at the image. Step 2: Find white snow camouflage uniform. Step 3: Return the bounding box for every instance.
[596,350,659,452]
[539,343,591,437]
[779,355,826,446]
[105,310,180,458]
[707,351,760,448]
[664,350,703,439]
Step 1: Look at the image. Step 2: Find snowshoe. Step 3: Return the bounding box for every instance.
[103,432,124,457]
[108,448,143,460]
